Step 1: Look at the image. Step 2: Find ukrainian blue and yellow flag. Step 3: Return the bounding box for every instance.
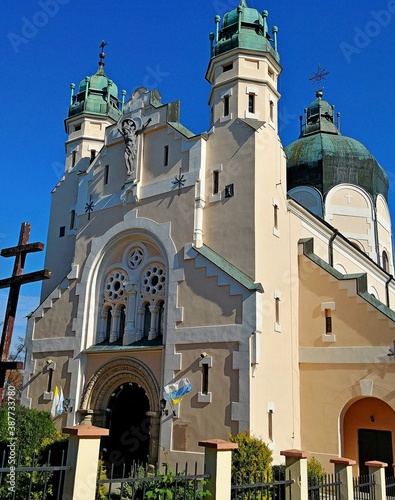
[164,378,192,405]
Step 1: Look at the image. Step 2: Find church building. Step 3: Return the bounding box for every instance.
[22,1,395,475]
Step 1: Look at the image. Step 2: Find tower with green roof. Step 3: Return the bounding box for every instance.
[206,0,280,129]
[64,43,125,174]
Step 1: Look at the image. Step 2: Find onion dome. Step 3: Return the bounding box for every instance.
[211,0,279,62]
[68,42,122,121]
[286,91,389,201]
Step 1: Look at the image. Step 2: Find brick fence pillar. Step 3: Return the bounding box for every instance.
[366,460,388,500]
[280,449,309,500]
[62,425,109,500]
[199,439,238,500]
[330,457,356,500]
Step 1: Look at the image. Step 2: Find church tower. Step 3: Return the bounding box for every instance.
[64,43,124,173]
[206,0,280,128]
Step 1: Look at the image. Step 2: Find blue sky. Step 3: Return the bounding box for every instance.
[1,0,395,348]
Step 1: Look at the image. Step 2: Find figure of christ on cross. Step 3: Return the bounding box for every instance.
[0,223,51,404]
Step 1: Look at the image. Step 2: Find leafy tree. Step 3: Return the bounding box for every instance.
[230,431,273,484]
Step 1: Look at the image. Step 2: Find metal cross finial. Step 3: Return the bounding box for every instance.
[309,65,330,85]
[98,41,107,69]
[85,196,94,220]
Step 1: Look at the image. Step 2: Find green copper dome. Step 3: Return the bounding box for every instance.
[212,0,279,62]
[68,45,121,121]
[286,92,389,201]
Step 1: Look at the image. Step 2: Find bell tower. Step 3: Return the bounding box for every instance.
[206,1,281,130]
[64,43,125,173]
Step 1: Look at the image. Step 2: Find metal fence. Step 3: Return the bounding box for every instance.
[353,474,376,500]
[0,449,70,500]
[386,476,395,499]
[97,461,210,499]
[231,467,293,500]
[308,473,341,500]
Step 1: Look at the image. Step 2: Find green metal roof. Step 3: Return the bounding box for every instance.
[286,92,389,201]
[213,0,279,62]
[194,244,263,293]
[300,237,395,323]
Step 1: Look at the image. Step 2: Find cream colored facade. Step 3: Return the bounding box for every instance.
[23,1,395,474]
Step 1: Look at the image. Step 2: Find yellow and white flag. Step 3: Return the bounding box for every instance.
[51,386,60,417]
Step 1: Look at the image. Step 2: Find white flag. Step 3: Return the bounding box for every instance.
[51,386,60,417]
[57,387,64,415]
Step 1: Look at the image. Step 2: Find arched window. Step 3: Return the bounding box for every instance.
[157,300,165,337]
[105,307,112,341]
[143,303,151,338]
[119,305,126,338]
[383,251,389,273]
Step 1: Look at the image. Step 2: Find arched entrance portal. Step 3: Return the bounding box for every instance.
[79,358,161,470]
[343,397,395,476]
[102,383,150,475]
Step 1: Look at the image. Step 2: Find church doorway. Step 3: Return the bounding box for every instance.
[358,429,393,477]
[343,397,395,476]
[102,383,150,476]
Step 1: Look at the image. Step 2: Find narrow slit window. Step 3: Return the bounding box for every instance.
[104,164,109,185]
[274,204,279,230]
[105,308,112,341]
[275,297,280,324]
[71,150,77,168]
[270,100,274,121]
[248,94,255,114]
[382,251,389,272]
[213,170,219,195]
[224,95,230,117]
[164,145,169,167]
[59,226,65,238]
[202,364,209,395]
[325,309,332,334]
[90,150,96,164]
[69,210,76,230]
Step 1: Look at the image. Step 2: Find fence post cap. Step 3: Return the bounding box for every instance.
[63,425,109,438]
[330,457,356,466]
[199,439,238,450]
[365,460,388,468]
[280,449,309,458]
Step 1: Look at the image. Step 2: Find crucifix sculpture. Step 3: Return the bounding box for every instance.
[0,222,51,403]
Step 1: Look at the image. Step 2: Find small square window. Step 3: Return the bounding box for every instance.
[74,124,81,131]
[223,62,233,72]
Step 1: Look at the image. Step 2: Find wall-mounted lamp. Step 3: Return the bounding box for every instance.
[200,352,208,359]
[387,340,395,357]
[160,398,168,416]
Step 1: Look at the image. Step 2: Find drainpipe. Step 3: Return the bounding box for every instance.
[385,274,393,308]
[328,229,339,267]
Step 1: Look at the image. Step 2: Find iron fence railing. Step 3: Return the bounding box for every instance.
[308,473,341,500]
[353,474,376,500]
[386,476,395,498]
[97,461,210,500]
[0,449,69,500]
[231,468,293,500]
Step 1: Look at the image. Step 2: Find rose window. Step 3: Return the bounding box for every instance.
[104,270,126,301]
[142,264,165,297]
[128,247,144,269]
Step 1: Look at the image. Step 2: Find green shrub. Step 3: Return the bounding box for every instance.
[229,431,273,485]
[307,456,326,483]
[0,403,68,500]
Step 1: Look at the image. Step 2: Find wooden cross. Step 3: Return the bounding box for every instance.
[0,222,51,403]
